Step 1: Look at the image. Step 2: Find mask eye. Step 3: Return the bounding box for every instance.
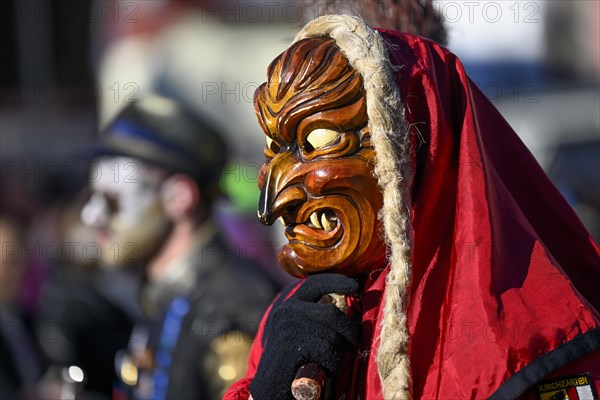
[266,136,280,153]
[306,128,340,150]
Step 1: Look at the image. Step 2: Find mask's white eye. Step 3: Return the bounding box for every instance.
[265,136,281,154]
[306,128,340,150]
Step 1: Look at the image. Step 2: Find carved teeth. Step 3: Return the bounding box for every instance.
[321,212,335,232]
[310,212,322,229]
[307,210,336,232]
[278,217,286,227]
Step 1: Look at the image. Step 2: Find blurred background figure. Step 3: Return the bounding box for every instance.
[80,93,276,399]
[92,0,300,287]
[0,0,597,398]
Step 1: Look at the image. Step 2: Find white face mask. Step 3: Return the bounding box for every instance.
[81,156,171,267]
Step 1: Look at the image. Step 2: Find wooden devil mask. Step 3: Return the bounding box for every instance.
[255,38,386,277]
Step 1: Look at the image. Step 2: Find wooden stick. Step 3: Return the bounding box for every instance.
[291,363,324,400]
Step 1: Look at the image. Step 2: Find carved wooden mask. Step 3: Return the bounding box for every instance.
[255,37,387,277]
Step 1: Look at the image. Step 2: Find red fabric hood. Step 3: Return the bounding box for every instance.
[375,30,600,398]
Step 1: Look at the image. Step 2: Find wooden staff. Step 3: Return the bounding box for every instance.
[291,293,348,400]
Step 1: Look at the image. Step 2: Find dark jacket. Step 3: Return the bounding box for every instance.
[131,228,277,400]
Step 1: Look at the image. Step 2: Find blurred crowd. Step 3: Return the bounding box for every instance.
[1,1,598,399]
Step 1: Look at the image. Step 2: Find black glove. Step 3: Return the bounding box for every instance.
[249,274,359,400]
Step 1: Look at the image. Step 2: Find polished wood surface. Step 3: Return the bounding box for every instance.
[254,37,386,278]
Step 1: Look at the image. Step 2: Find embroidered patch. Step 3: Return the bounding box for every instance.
[537,373,598,400]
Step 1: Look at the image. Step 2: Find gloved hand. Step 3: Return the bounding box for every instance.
[249,274,359,400]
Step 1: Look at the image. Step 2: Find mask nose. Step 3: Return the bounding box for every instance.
[81,193,109,228]
[257,171,276,225]
[257,151,306,226]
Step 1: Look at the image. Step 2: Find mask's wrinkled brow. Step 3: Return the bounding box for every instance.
[254,37,367,145]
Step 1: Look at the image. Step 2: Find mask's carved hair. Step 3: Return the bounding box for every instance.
[254,37,367,144]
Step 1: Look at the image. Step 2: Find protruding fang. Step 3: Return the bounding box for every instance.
[310,212,322,229]
[278,217,286,227]
[321,212,335,232]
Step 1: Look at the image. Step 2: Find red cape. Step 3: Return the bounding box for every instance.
[379,29,600,398]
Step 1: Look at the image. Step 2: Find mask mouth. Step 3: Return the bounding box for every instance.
[280,203,345,249]
[306,209,338,232]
